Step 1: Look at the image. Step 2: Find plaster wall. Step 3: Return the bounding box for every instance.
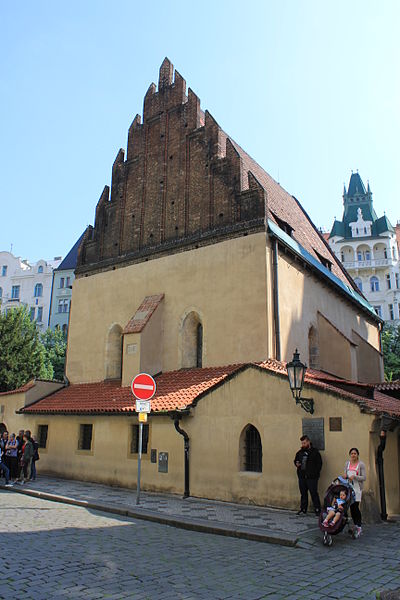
[275,250,382,381]
[66,233,269,383]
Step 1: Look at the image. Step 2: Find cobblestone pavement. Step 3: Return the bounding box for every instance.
[2,476,319,542]
[1,490,400,599]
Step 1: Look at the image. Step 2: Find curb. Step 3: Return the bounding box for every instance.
[1,484,298,547]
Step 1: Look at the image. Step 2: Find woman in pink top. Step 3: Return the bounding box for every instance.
[344,447,366,538]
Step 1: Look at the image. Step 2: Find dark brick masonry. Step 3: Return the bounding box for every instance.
[77,58,266,275]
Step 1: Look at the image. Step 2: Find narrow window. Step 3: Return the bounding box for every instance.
[365,251,371,261]
[395,273,399,289]
[308,326,319,369]
[130,424,149,454]
[34,283,43,297]
[386,274,392,290]
[38,265,43,273]
[370,276,379,292]
[357,252,362,261]
[37,307,43,322]
[78,424,93,450]
[374,306,382,318]
[11,285,20,299]
[66,276,71,287]
[29,307,35,321]
[60,277,65,288]
[389,304,394,321]
[196,323,203,368]
[37,425,48,448]
[1,266,7,276]
[62,324,68,336]
[244,425,262,472]
[0,287,2,299]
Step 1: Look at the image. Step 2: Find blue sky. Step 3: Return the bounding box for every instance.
[1,1,399,262]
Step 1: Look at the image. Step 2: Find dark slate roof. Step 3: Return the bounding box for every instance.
[375,215,395,234]
[347,172,366,196]
[57,232,86,271]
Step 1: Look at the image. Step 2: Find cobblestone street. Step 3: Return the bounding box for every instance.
[1,491,400,599]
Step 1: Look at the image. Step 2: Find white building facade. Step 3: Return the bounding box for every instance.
[328,173,400,324]
[0,251,62,331]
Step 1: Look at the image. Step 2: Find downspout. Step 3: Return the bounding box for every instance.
[272,237,281,361]
[173,415,190,498]
[376,430,387,521]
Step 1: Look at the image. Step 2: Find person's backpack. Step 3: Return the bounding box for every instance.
[33,441,40,461]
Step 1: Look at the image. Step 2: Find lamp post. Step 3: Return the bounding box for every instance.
[286,349,314,414]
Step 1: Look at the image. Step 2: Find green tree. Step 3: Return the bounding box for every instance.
[382,324,400,382]
[0,306,53,392]
[41,326,67,381]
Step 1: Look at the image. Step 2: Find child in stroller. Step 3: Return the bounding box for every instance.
[319,477,354,546]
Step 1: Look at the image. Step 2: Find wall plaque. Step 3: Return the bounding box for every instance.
[329,417,342,432]
[158,451,168,473]
[302,418,325,450]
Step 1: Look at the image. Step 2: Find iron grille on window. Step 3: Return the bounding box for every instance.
[245,425,262,472]
[37,425,48,448]
[78,424,93,450]
[131,424,149,454]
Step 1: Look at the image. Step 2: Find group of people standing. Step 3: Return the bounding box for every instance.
[294,435,366,536]
[0,429,39,486]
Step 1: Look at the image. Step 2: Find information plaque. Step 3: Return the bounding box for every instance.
[302,418,325,450]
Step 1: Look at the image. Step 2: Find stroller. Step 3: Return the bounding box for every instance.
[319,476,355,546]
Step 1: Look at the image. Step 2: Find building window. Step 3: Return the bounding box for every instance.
[38,266,43,273]
[29,307,35,321]
[130,424,149,454]
[62,324,68,336]
[34,283,43,297]
[386,274,392,290]
[340,252,345,262]
[37,425,48,448]
[66,276,71,287]
[181,311,203,368]
[37,307,43,322]
[58,299,69,313]
[0,287,2,299]
[78,424,93,450]
[395,273,399,289]
[11,285,20,300]
[240,424,262,472]
[370,276,379,292]
[365,251,371,260]
[357,252,362,261]
[59,277,65,288]
[2,266,7,277]
[354,278,363,292]
[389,304,394,321]
[374,306,382,318]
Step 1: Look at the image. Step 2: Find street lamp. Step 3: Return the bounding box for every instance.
[286,349,314,414]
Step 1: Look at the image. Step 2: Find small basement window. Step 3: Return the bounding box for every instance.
[78,424,93,451]
[131,424,149,454]
[37,425,48,448]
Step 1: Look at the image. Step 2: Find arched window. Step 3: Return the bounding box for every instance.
[239,425,262,472]
[354,278,363,292]
[370,276,380,292]
[308,326,319,369]
[34,283,43,297]
[181,311,203,368]
[105,324,123,379]
[38,265,43,273]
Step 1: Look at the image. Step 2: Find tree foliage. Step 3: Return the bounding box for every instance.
[382,324,400,382]
[0,306,52,392]
[40,326,67,381]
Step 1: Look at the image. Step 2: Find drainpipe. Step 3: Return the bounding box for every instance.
[272,238,281,361]
[376,430,387,521]
[173,415,190,498]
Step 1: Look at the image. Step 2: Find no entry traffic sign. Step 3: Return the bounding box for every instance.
[131,373,156,401]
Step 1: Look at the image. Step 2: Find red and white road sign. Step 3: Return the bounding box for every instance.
[131,373,156,401]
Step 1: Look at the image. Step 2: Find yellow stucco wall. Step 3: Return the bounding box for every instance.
[67,232,269,383]
[274,250,382,380]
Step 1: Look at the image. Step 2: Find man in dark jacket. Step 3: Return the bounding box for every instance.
[294,434,322,515]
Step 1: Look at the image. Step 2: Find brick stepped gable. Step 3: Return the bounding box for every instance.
[77,58,352,289]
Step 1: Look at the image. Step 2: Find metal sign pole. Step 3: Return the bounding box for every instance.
[136,421,143,505]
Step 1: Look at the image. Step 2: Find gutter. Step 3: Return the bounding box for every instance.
[376,430,387,520]
[173,414,190,498]
[272,238,281,361]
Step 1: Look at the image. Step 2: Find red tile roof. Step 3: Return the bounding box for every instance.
[123,294,164,334]
[0,380,35,396]
[19,360,400,419]
[20,364,243,414]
